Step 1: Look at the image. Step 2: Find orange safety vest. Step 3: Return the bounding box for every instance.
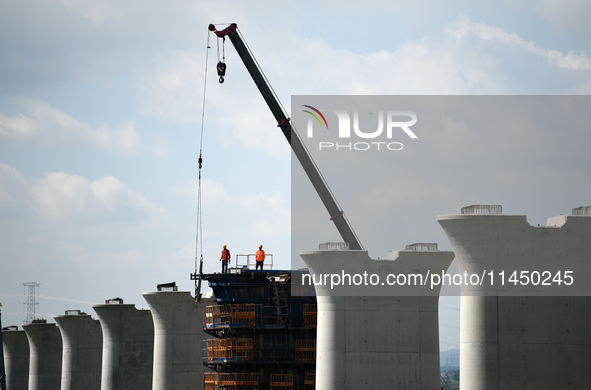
[255,249,265,262]
[221,249,230,260]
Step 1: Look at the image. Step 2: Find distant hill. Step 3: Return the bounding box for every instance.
[440,348,460,368]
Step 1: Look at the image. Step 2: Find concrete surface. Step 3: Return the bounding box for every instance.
[54,311,102,390]
[92,302,154,390]
[2,328,29,390]
[142,291,213,390]
[438,210,591,390]
[22,322,62,390]
[300,246,453,390]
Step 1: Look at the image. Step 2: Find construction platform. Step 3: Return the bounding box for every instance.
[201,268,317,390]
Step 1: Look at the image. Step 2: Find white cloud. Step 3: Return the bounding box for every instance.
[58,0,115,24]
[89,121,142,154]
[135,50,204,125]
[136,15,591,148]
[236,191,290,239]
[151,134,170,157]
[30,171,164,223]
[0,163,29,217]
[0,113,41,138]
[449,15,591,70]
[0,98,143,154]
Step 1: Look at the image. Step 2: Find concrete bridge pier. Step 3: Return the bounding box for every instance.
[54,310,102,390]
[92,299,154,390]
[2,327,30,390]
[22,320,62,390]
[142,290,213,390]
[300,243,453,390]
[438,206,591,390]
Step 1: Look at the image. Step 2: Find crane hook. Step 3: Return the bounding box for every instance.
[217,61,226,83]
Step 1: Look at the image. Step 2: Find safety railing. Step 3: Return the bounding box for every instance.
[318,242,349,250]
[303,304,317,327]
[235,253,274,270]
[304,373,315,390]
[572,206,591,216]
[295,339,317,362]
[405,243,438,251]
[205,338,253,362]
[205,304,293,329]
[203,373,259,390]
[270,374,294,389]
[461,204,502,215]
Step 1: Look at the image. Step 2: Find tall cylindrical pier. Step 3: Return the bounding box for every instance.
[2,327,30,390]
[300,244,454,390]
[92,299,154,390]
[438,206,591,390]
[142,290,213,390]
[54,310,102,390]
[22,320,62,390]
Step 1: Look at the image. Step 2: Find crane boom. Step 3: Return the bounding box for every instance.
[209,23,362,250]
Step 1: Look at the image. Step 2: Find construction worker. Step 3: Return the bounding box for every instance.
[255,245,265,270]
[220,245,231,273]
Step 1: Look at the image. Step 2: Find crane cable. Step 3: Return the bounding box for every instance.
[194,29,211,301]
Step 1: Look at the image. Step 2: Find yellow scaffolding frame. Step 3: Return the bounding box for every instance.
[303,304,317,327]
[270,374,294,389]
[295,339,317,362]
[206,338,254,362]
[203,372,259,390]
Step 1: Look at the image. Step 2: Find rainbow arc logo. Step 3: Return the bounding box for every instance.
[302,105,328,129]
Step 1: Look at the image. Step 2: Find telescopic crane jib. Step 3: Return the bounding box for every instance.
[208,23,363,251]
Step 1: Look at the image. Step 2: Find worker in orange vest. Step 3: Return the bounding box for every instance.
[255,245,265,270]
[220,245,231,273]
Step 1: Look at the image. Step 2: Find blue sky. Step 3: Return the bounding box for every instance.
[1,0,590,351]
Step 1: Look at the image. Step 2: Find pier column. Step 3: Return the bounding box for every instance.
[438,207,591,390]
[92,300,154,390]
[300,244,453,390]
[2,327,30,390]
[142,291,213,390]
[22,320,62,390]
[54,311,102,390]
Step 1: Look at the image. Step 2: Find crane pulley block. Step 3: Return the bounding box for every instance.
[217,61,226,83]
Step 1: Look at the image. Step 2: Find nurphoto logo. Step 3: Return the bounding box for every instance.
[302,105,418,151]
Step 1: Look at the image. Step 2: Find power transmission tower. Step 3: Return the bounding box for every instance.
[23,282,40,323]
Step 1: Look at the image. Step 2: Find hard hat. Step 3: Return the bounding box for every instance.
[259,245,263,248]
[223,245,227,249]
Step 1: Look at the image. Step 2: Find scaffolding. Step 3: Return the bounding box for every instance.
[203,372,259,390]
[295,340,316,362]
[205,338,253,362]
[270,374,294,389]
[205,304,288,330]
[304,373,315,390]
[302,304,317,327]
[202,270,316,389]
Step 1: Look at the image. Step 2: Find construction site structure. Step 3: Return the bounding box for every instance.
[438,205,591,390]
[22,319,62,390]
[53,310,102,390]
[92,298,154,390]
[202,268,317,390]
[142,285,214,390]
[2,327,29,390]
[300,243,454,390]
